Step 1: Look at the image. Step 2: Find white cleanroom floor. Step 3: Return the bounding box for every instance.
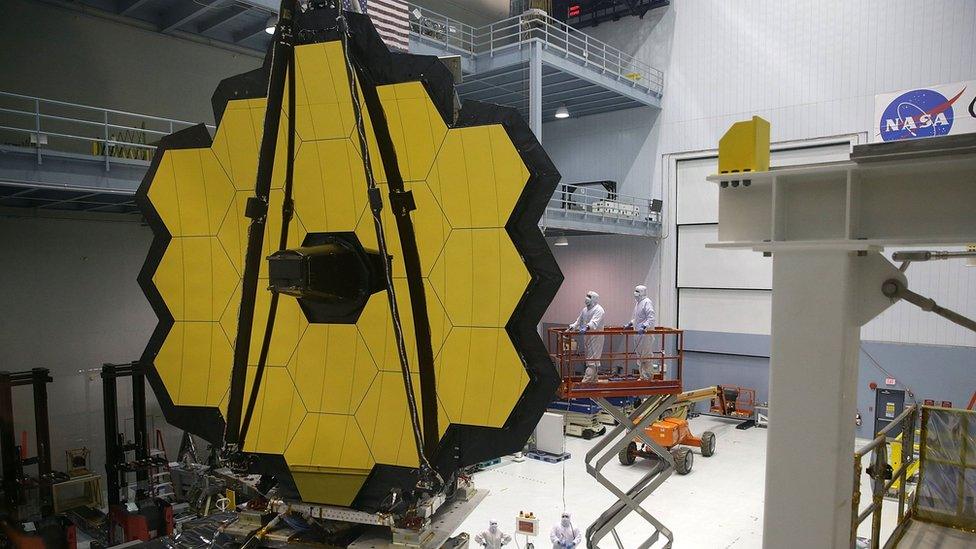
[456,415,902,548]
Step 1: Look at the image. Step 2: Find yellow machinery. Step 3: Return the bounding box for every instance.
[853,406,976,547]
[718,115,770,174]
[888,429,920,495]
[136,5,562,515]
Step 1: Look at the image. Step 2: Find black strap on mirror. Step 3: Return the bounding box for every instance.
[224,0,298,449]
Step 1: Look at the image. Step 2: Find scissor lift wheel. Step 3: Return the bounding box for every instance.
[618,443,695,475]
[700,431,716,457]
[671,447,693,475]
[618,441,638,466]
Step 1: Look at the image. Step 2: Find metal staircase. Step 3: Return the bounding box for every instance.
[408,4,664,120]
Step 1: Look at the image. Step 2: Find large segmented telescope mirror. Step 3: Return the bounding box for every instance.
[137,5,562,511]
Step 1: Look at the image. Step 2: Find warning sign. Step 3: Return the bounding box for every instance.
[885,402,896,418]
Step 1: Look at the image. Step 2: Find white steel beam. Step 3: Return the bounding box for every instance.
[528,40,542,142]
[763,250,901,547]
[707,136,976,548]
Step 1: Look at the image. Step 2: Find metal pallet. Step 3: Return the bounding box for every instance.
[524,450,571,463]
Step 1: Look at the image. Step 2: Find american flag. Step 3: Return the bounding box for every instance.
[343,0,410,51]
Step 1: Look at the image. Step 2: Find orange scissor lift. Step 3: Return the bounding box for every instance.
[548,327,685,549]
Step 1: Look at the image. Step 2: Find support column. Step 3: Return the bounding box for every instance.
[132,362,148,487]
[102,364,120,507]
[31,368,52,516]
[0,371,17,508]
[529,40,542,142]
[762,250,892,548]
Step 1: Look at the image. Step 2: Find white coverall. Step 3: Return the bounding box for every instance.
[629,291,658,379]
[475,523,511,548]
[550,516,582,549]
[569,292,605,383]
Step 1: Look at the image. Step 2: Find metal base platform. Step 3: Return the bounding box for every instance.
[214,491,486,549]
[348,489,486,548]
[524,450,571,463]
[546,406,605,439]
[894,518,976,548]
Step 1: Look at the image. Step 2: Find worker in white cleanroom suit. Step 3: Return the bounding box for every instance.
[568,291,605,383]
[626,285,658,380]
[474,520,511,548]
[550,513,582,548]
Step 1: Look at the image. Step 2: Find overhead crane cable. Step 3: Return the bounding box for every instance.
[238,43,299,449]
[337,14,440,485]
[223,0,297,448]
[562,449,567,512]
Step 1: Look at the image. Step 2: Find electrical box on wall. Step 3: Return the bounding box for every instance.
[874,388,906,437]
[553,0,670,27]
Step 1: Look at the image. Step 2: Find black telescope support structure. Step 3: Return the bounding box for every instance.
[102,362,149,508]
[0,368,55,516]
[224,0,298,448]
[0,371,16,509]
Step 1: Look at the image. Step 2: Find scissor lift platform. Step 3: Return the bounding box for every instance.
[549,327,684,399]
[548,327,685,548]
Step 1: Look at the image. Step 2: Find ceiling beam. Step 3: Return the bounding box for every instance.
[197,5,252,34]
[1,188,40,200]
[117,0,155,16]
[234,0,279,12]
[36,192,102,210]
[568,102,643,119]
[557,94,632,111]
[161,0,228,33]
[233,20,271,44]
[85,201,139,213]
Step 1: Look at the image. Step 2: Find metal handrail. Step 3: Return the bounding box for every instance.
[0,91,214,168]
[407,4,664,96]
[547,183,661,223]
[851,405,918,549]
[0,91,204,126]
[548,327,683,399]
[0,124,156,149]
[0,107,177,137]
[408,4,477,53]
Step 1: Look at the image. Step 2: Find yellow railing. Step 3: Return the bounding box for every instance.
[851,405,918,548]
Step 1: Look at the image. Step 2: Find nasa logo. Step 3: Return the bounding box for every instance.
[879,88,966,142]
